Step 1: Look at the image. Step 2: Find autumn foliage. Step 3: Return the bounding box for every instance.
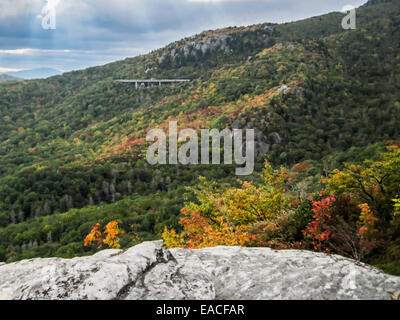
[84,220,121,249]
[163,209,254,249]
[79,147,400,275]
[163,146,400,271]
[302,195,336,253]
[163,162,293,249]
[84,223,103,248]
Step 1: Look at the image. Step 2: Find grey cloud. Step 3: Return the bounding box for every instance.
[0,0,368,72]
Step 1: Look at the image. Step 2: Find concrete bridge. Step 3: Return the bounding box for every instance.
[116,79,190,89]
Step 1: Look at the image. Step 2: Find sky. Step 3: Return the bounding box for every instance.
[0,0,368,73]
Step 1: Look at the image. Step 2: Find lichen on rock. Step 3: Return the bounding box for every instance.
[0,241,399,300]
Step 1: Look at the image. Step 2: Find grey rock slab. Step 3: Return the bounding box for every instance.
[0,241,399,300]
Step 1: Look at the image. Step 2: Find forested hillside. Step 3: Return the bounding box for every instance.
[0,0,399,273]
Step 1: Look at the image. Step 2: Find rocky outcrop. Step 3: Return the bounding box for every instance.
[276,84,304,98]
[0,241,399,300]
[158,35,231,63]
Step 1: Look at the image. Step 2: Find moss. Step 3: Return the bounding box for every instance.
[375,262,400,276]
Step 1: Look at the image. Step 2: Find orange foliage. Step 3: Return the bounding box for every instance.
[103,221,121,249]
[84,220,121,249]
[357,203,379,252]
[84,223,103,248]
[358,203,378,238]
[163,163,292,249]
[163,208,255,249]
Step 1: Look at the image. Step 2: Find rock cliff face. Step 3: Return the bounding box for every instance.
[158,34,232,63]
[0,241,399,300]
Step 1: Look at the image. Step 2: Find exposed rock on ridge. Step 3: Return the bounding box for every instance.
[0,241,399,300]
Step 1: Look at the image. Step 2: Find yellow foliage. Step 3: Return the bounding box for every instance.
[162,226,186,248]
[163,161,293,249]
[73,137,81,146]
[84,220,121,249]
[103,221,121,249]
[327,145,400,221]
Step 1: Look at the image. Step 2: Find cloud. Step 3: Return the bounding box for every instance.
[0,0,368,72]
[0,67,23,72]
[0,48,71,55]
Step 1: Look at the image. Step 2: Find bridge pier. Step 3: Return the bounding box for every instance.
[116,79,190,90]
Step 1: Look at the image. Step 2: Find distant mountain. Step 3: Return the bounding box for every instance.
[0,74,22,82]
[6,68,62,80]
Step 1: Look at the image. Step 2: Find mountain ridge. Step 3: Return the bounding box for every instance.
[4,68,62,80]
[0,74,22,82]
[0,0,399,270]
